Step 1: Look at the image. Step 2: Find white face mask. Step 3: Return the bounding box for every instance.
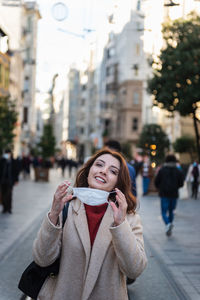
[73,187,110,206]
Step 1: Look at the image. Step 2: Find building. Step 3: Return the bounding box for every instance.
[99,2,146,154]
[20,1,41,154]
[0,0,41,156]
[0,28,10,98]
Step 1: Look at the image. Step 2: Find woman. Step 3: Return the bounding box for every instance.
[33,149,147,300]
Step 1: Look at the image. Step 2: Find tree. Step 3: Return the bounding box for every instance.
[137,124,170,164]
[173,135,196,161]
[147,12,200,161]
[38,124,56,162]
[0,96,18,154]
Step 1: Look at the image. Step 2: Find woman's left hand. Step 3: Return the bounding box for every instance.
[109,188,127,226]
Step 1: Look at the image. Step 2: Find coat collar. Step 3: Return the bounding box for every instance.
[71,199,91,278]
[71,199,113,300]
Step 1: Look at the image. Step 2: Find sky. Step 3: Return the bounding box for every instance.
[35,0,114,92]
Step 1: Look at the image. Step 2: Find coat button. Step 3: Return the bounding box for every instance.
[49,272,56,278]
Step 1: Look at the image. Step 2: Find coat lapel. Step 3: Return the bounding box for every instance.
[72,200,91,276]
[82,204,113,300]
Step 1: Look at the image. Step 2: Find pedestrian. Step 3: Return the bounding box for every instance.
[141,156,153,195]
[21,153,31,179]
[104,140,137,197]
[59,156,66,177]
[185,161,200,199]
[154,154,184,236]
[191,162,199,199]
[0,149,19,214]
[32,149,147,300]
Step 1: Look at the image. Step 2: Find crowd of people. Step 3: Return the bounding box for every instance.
[55,156,79,178]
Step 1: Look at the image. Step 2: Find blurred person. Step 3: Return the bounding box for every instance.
[130,158,143,177]
[191,162,199,199]
[104,140,137,197]
[66,158,74,178]
[21,153,31,179]
[0,149,19,213]
[32,149,147,299]
[185,161,200,199]
[141,156,153,196]
[58,156,66,177]
[154,154,184,236]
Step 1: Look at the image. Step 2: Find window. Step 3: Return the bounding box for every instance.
[81,98,85,106]
[80,127,84,134]
[82,84,86,91]
[106,66,111,76]
[107,47,115,59]
[137,0,141,11]
[121,88,127,95]
[133,92,139,104]
[23,107,28,124]
[135,44,140,55]
[24,76,29,92]
[132,118,138,131]
[27,16,32,32]
[26,47,31,63]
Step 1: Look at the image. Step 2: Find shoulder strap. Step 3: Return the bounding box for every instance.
[62,202,70,227]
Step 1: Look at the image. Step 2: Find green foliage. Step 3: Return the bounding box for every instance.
[173,135,196,153]
[173,135,196,162]
[121,142,133,161]
[0,97,18,154]
[137,124,170,163]
[148,12,200,116]
[38,124,56,159]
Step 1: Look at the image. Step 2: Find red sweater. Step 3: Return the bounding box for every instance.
[84,203,108,247]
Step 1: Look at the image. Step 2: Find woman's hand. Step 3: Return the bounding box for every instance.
[109,188,127,226]
[49,180,73,225]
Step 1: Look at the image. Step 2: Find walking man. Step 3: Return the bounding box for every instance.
[154,154,184,236]
[0,149,19,213]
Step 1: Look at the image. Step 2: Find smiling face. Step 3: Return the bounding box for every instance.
[87,154,120,192]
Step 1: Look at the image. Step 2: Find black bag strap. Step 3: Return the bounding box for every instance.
[62,201,69,227]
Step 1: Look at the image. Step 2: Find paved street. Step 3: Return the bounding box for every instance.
[0,168,199,300]
[130,176,200,300]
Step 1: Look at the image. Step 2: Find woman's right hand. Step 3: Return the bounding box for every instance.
[49,180,73,225]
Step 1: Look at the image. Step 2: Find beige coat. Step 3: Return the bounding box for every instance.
[33,199,147,300]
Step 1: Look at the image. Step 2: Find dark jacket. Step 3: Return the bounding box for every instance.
[154,162,184,198]
[0,157,19,186]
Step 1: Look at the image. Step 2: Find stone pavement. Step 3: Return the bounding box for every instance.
[0,169,199,300]
[137,175,200,300]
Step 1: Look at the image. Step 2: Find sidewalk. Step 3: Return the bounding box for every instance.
[0,170,199,300]
[137,175,200,300]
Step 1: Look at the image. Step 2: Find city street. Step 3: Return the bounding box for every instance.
[0,168,199,300]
